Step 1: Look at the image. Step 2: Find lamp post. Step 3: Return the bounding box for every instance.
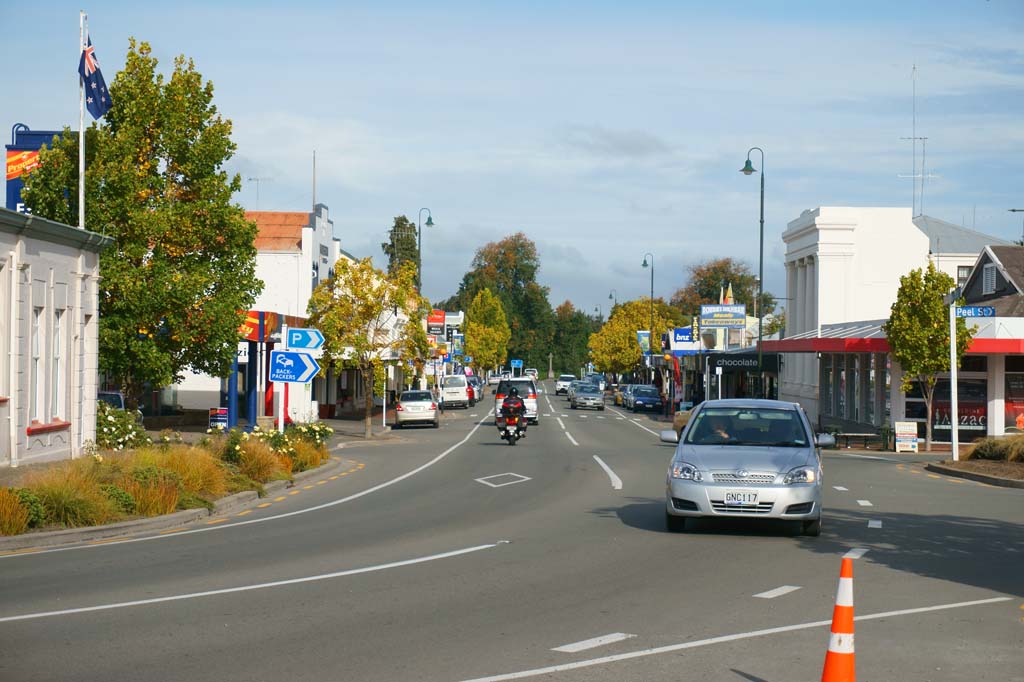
[1011,209,1024,242]
[608,289,617,309]
[642,253,654,381]
[741,147,765,398]
[417,208,434,292]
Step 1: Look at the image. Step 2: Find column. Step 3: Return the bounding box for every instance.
[989,354,1004,438]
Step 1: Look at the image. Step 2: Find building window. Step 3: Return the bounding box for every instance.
[957,266,972,287]
[982,264,997,294]
[31,307,44,422]
[52,309,64,419]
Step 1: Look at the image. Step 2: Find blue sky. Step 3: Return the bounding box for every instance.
[3,1,1023,314]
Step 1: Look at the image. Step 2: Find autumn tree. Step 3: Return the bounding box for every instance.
[21,39,260,408]
[588,299,673,376]
[438,233,555,368]
[464,288,511,375]
[551,302,596,374]
[308,258,426,439]
[381,215,419,276]
[882,262,974,451]
[671,257,776,320]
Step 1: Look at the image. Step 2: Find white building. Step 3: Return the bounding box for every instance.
[767,206,1012,439]
[0,207,111,466]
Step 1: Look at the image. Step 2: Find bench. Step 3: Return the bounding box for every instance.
[835,432,882,449]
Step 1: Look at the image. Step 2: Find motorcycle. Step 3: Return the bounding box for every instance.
[497,411,527,446]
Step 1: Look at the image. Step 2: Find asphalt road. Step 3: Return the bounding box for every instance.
[1,381,1021,681]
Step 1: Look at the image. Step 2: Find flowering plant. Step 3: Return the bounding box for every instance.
[95,400,151,451]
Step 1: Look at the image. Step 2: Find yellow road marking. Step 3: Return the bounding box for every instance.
[159,527,187,535]
[316,480,327,485]
[927,474,942,479]
[329,476,339,480]
[909,469,922,474]
[340,472,349,476]
[206,518,228,525]
[950,478,967,484]
[303,485,315,490]
[236,510,253,516]
[273,496,287,502]
[0,548,41,556]
[257,503,272,508]
[87,537,130,545]
[288,490,300,495]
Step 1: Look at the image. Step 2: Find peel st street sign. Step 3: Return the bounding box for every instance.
[269,350,320,383]
[955,306,995,318]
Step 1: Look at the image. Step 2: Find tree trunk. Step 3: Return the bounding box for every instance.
[924,397,933,453]
[362,365,374,439]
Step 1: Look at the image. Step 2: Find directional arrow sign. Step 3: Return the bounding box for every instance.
[269,350,320,383]
[287,327,325,350]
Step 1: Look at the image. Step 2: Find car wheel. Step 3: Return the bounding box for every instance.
[598,405,605,411]
[571,402,576,409]
[665,512,688,533]
[393,422,401,429]
[802,517,822,537]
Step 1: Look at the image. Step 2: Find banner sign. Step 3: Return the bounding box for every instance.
[6,150,39,181]
[894,421,919,453]
[427,309,445,336]
[6,126,64,212]
[636,330,651,355]
[700,304,747,329]
[670,327,701,356]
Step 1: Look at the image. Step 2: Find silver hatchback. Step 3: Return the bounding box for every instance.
[661,399,833,536]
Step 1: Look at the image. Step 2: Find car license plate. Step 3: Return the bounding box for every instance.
[506,425,517,433]
[724,490,758,506]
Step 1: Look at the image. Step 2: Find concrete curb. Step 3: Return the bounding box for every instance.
[0,455,351,551]
[924,462,1024,489]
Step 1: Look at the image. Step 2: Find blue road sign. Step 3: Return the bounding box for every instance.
[463,356,473,364]
[269,350,320,383]
[510,359,523,369]
[287,327,325,349]
[956,306,996,318]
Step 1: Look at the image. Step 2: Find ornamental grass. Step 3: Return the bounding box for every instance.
[24,464,115,528]
[134,444,228,498]
[0,488,30,536]
[239,439,288,483]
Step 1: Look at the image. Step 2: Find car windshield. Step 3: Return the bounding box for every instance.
[401,391,432,402]
[684,407,809,447]
[559,375,575,381]
[578,385,599,394]
[498,380,534,395]
[443,376,466,387]
[634,387,658,397]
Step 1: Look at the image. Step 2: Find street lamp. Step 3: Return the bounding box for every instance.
[642,253,654,379]
[417,208,434,292]
[741,147,765,398]
[1011,209,1024,242]
[608,289,617,308]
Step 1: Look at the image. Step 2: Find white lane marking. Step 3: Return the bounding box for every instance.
[553,633,636,653]
[857,500,873,507]
[476,473,532,488]
[592,455,623,490]
[608,407,659,436]
[753,585,802,599]
[597,416,606,419]
[471,414,479,418]
[580,415,589,419]
[868,520,883,529]
[561,414,568,418]
[844,547,869,559]
[557,418,566,430]
[833,486,849,491]
[566,432,579,447]
[838,452,902,463]
[458,597,1012,681]
[0,408,497,560]
[0,543,504,623]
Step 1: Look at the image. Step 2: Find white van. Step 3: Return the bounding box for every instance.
[441,375,471,409]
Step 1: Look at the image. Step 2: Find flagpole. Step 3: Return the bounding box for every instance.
[78,10,86,230]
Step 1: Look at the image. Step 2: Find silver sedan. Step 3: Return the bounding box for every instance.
[661,399,834,536]
[571,385,605,410]
[394,390,440,428]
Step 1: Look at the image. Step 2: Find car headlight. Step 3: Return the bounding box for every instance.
[784,466,818,484]
[670,462,703,481]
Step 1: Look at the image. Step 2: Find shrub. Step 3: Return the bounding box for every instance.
[967,438,1006,461]
[12,488,46,528]
[291,440,327,472]
[178,490,214,511]
[148,445,227,498]
[225,472,264,497]
[0,488,30,536]
[27,465,115,527]
[155,429,184,446]
[288,422,334,449]
[95,400,151,451]
[239,439,287,483]
[219,428,245,464]
[100,484,137,515]
[1005,436,1024,463]
[122,466,180,517]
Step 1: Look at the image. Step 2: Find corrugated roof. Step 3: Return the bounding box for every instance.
[246,211,309,252]
[913,214,1012,254]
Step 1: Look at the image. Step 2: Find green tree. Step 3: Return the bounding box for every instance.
[882,262,975,451]
[307,258,426,439]
[438,233,555,368]
[381,215,419,276]
[464,288,511,375]
[552,301,594,374]
[21,40,260,408]
[588,299,673,375]
[670,257,776,320]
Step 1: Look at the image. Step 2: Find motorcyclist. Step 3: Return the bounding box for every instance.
[499,386,527,436]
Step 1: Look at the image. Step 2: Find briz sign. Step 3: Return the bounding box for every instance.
[700,304,747,329]
[287,328,324,349]
[269,351,320,383]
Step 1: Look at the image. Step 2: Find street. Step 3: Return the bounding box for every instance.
[1,381,1021,682]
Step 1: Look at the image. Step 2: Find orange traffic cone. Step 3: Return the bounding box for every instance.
[822,557,856,682]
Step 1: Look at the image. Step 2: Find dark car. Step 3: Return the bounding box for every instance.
[630,386,663,412]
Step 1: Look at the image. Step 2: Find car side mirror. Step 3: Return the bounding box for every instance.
[815,433,836,449]
[660,429,679,444]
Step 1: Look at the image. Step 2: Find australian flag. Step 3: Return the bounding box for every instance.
[79,35,112,119]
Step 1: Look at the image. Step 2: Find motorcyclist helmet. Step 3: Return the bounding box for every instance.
[508,387,519,398]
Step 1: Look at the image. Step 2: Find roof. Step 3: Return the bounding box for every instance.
[246,211,309,252]
[964,245,1024,316]
[913,215,1011,254]
[0,206,113,252]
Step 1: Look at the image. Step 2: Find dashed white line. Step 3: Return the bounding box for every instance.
[753,585,802,599]
[592,455,623,490]
[552,633,636,653]
[868,520,883,529]
[557,418,566,430]
[833,486,849,491]
[566,432,579,447]
[857,500,873,507]
[844,547,869,559]
[608,407,660,436]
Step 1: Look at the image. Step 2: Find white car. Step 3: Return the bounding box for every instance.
[555,374,576,395]
[441,375,471,409]
[525,368,539,380]
[494,378,539,424]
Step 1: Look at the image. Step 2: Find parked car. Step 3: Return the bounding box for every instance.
[623,384,652,409]
[487,372,502,386]
[441,375,471,409]
[555,374,576,395]
[98,391,144,422]
[630,385,663,412]
[525,368,539,380]
[394,390,440,428]
[614,384,636,406]
[661,399,833,536]
[571,384,605,410]
[494,378,539,424]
